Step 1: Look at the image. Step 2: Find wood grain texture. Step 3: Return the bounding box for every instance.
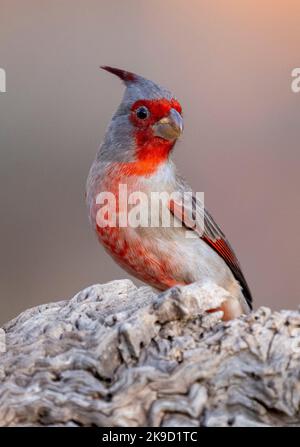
[0,279,299,427]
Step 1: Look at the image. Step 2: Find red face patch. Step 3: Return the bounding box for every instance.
[114,98,183,177]
[130,98,182,129]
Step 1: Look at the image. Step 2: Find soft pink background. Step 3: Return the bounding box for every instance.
[0,0,299,323]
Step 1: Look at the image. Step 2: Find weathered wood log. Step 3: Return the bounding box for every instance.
[0,279,299,427]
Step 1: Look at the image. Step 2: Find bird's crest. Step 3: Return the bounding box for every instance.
[100,66,137,84]
[100,65,173,101]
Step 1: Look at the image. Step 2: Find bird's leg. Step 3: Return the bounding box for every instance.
[207,298,244,321]
[220,298,244,320]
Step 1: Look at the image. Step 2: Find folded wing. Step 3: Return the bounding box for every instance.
[169,189,253,309]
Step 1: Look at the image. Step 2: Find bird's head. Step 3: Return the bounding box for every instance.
[100,66,183,170]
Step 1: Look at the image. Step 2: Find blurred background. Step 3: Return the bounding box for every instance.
[0,0,299,324]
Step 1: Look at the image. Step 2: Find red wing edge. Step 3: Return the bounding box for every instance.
[169,198,253,309]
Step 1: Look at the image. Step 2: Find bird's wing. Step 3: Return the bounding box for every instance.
[168,185,253,309]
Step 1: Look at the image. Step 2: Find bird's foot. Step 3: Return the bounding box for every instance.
[207,298,244,321]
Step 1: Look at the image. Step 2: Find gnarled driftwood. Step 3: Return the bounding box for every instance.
[0,279,299,427]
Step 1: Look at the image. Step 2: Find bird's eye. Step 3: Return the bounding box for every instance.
[136,106,149,120]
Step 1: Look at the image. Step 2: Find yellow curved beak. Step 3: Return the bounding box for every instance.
[152,108,183,141]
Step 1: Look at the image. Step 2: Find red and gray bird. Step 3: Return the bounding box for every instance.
[86,66,252,320]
